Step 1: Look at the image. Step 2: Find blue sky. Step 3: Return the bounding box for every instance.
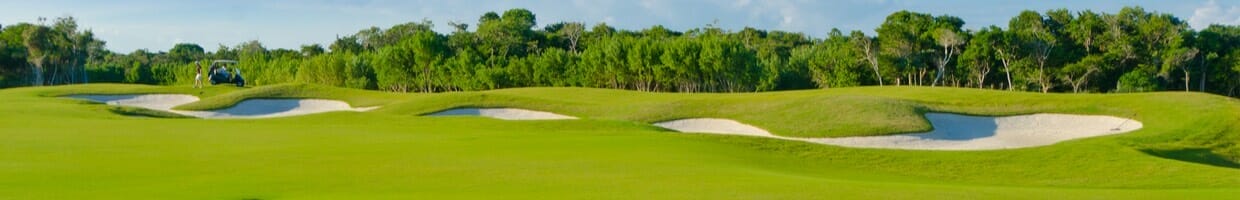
[2,0,1238,53]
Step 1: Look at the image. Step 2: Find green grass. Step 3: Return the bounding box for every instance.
[105,106,194,118]
[2,83,1238,199]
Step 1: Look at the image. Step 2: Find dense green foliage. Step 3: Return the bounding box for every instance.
[2,7,1239,96]
[2,84,1238,198]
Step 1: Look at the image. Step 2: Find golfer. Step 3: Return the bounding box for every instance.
[194,62,204,88]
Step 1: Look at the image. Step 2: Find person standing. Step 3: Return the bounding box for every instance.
[194,62,204,88]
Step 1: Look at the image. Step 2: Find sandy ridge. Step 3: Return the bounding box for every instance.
[655,113,1143,150]
[69,94,375,119]
[426,108,577,120]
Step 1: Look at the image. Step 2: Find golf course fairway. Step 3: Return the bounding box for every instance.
[2,83,1238,199]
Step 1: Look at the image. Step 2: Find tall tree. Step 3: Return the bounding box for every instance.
[990,29,1021,90]
[1196,24,1240,93]
[1068,10,1105,54]
[556,22,585,53]
[1010,10,1058,93]
[660,37,702,92]
[1161,47,1199,91]
[960,27,1001,88]
[798,30,863,88]
[168,43,204,63]
[877,11,932,85]
[850,31,883,86]
[22,25,53,86]
[300,44,325,57]
[876,11,963,86]
[329,35,363,54]
[931,28,963,86]
[1059,55,1103,93]
[476,8,538,62]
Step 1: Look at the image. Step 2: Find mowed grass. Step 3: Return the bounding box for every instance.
[0,83,1238,199]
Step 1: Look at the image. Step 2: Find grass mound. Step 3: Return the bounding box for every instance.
[172,84,400,110]
[378,88,930,137]
[106,106,194,118]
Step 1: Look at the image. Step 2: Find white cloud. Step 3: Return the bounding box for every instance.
[635,0,676,20]
[732,0,752,8]
[730,0,808,30]
[639,0,658,10]
[604,16,616,24]
[1189,0,1240,30]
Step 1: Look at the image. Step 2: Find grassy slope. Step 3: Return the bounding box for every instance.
[380,87,932,137]
[1,83,1237,199]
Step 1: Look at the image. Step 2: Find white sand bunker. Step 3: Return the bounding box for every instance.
[68,94,375,119]
[426,108,577,120]
[653,118,772,136]
[655,113,1143,150]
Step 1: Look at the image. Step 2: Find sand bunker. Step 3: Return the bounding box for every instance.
[69,94,201,110]
[655,113,1143,150]
[426,108,577,120]
[68,94,375,119]
[653,118,772,137]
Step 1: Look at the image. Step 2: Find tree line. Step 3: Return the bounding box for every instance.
[1,7,1239,96]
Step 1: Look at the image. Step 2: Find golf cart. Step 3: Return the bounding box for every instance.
[207,60,245,87]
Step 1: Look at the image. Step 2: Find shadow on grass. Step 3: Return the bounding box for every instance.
[1140,148,1240,169]
[107,106,193,118]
